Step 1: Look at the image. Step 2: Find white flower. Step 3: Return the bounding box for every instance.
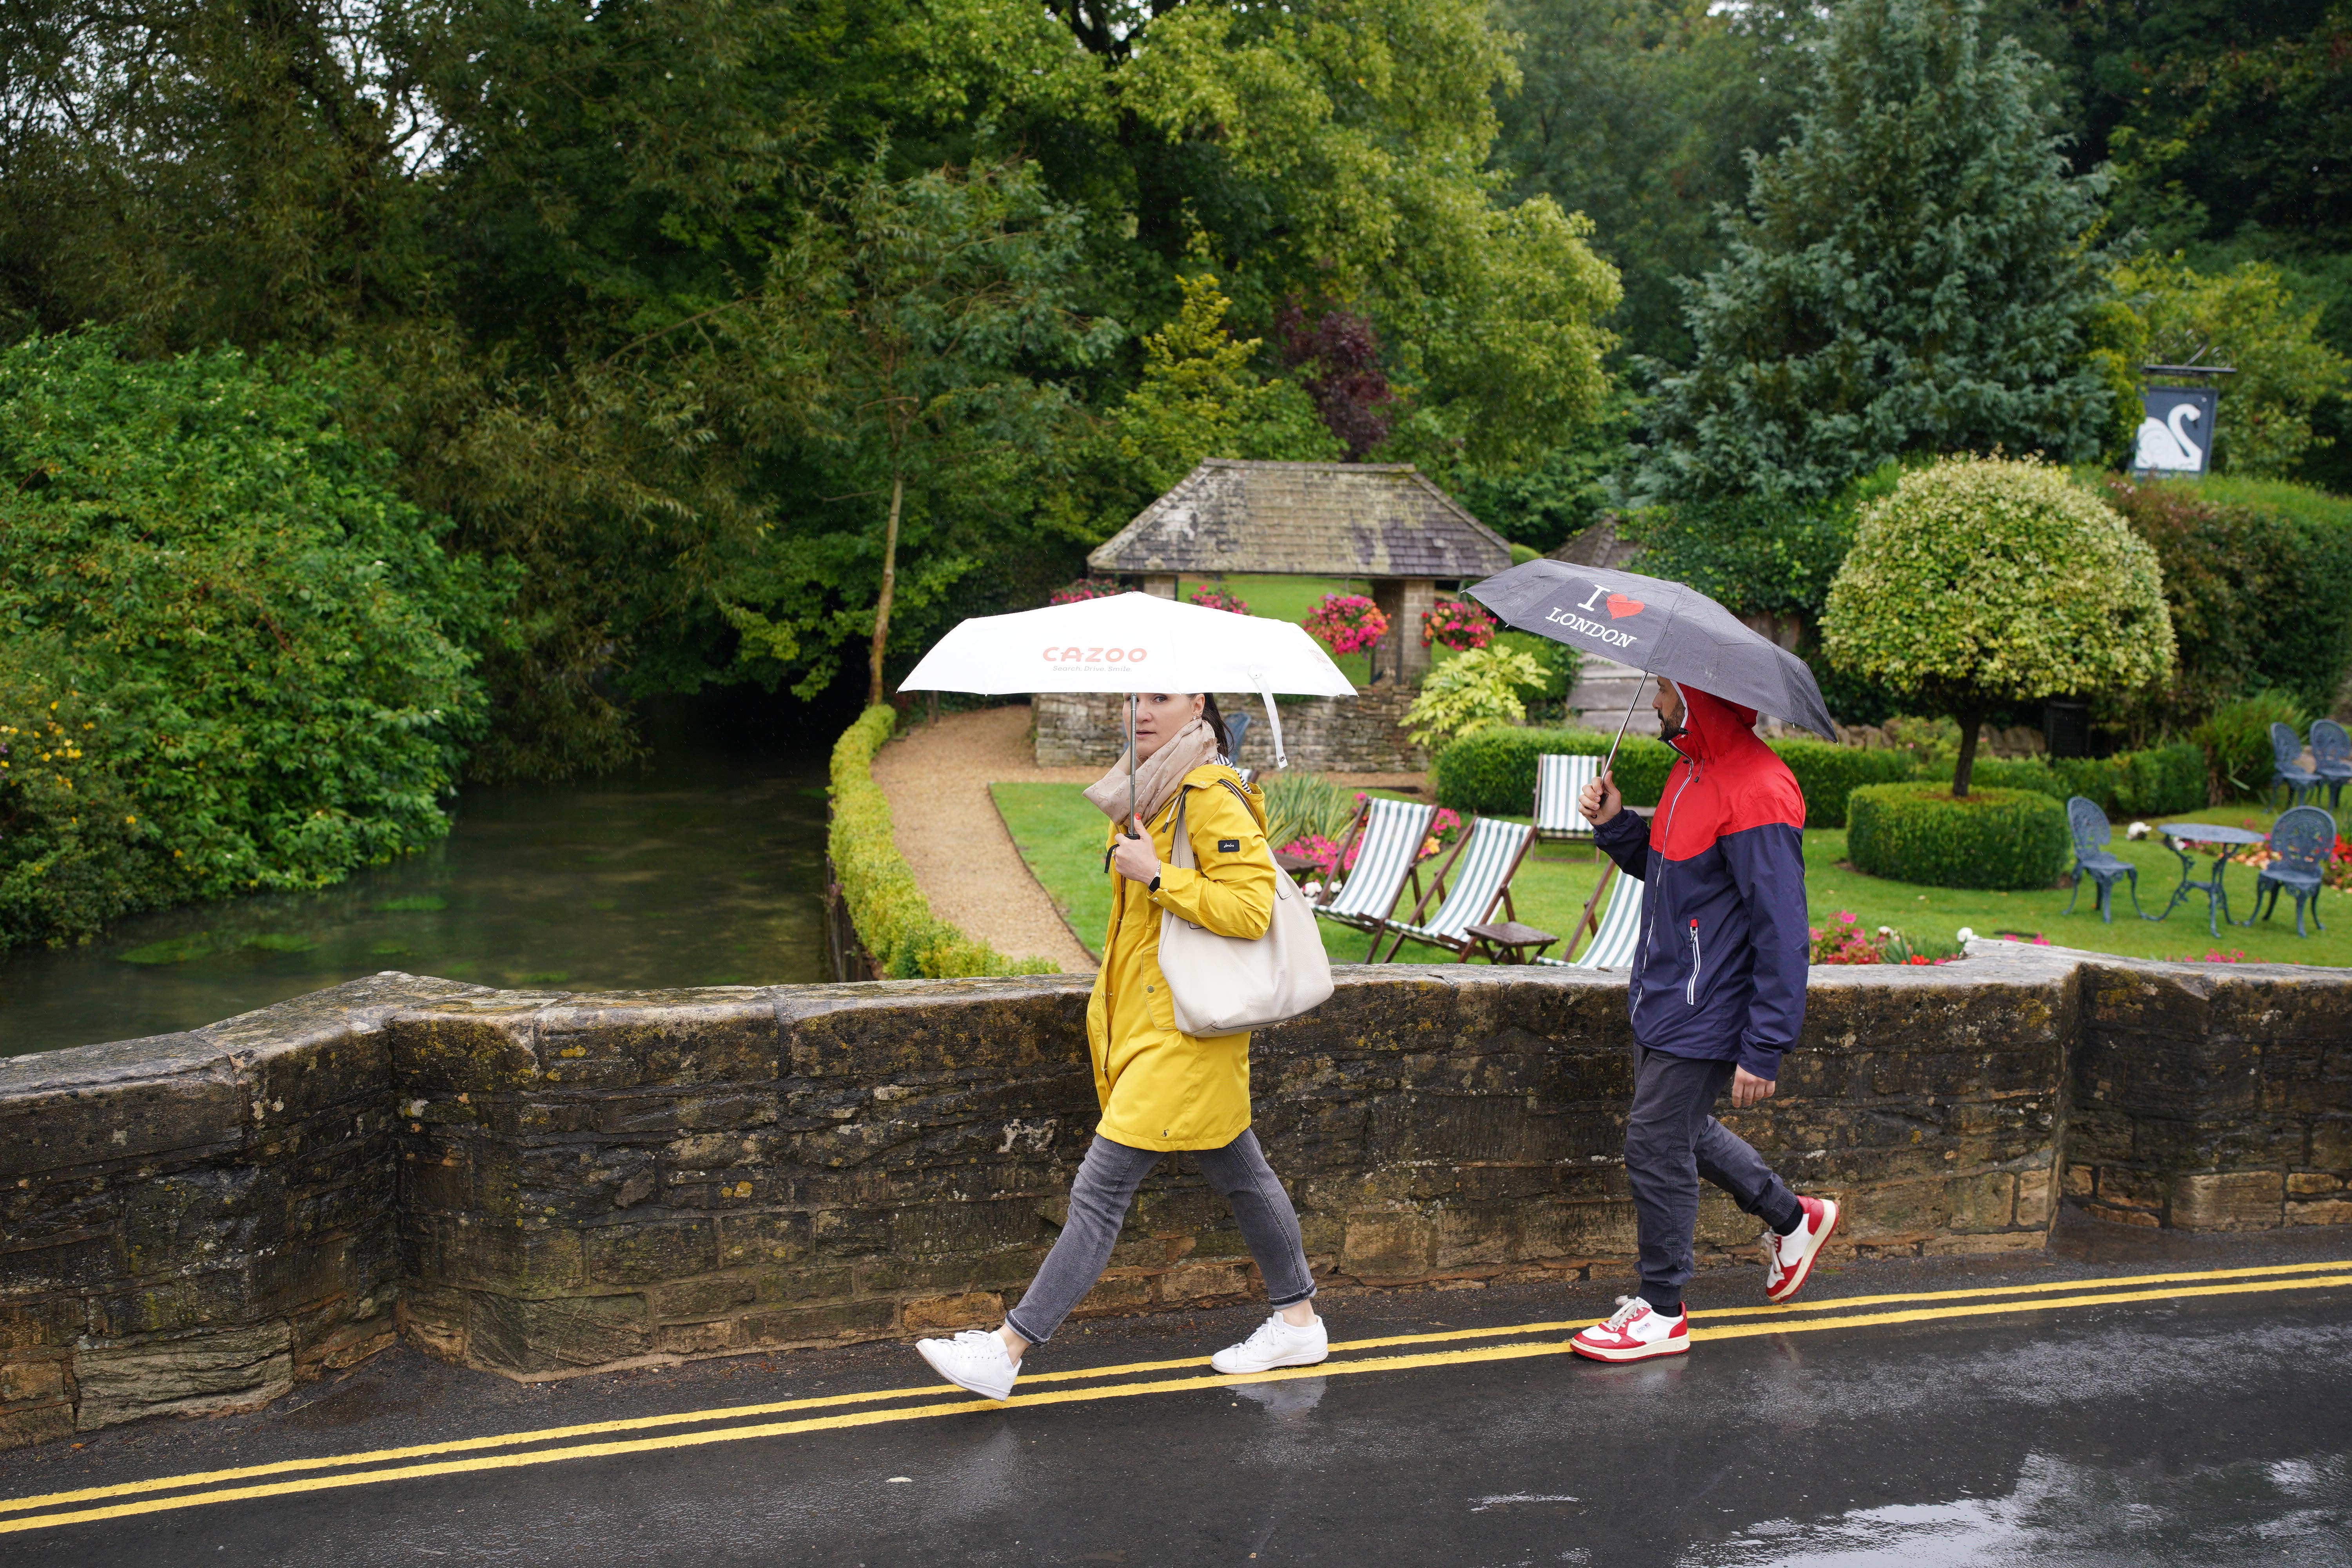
[2126,821,2151,840]
[1877,925,1893,937]
[1956,927,1976,944]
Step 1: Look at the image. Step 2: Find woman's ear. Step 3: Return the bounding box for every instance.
[1188,694,1205,721]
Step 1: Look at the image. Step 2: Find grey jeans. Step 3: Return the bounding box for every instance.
[1004,1129,1316,1346]
[1625,1044,1804,1314]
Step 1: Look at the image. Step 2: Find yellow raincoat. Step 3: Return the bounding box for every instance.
[1085,763,1277,1151]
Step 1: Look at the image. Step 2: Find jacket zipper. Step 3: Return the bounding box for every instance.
[1685,920,1702,1004]
[1640,757,1703,1007]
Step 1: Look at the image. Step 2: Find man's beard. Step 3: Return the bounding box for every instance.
[1659,715,1688,744]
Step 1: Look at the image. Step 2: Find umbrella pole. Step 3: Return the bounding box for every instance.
[1126,693,1140,838]
[1600,679,1646,782]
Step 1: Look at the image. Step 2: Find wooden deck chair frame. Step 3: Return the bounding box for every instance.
[1376,815,1539,962]
[1313,796,1439,962]
[1559,861,1618,964]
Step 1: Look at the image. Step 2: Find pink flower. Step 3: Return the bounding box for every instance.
[1835,911,1858,926]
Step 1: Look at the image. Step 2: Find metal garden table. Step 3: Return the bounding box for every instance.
[2151,823,2268,938]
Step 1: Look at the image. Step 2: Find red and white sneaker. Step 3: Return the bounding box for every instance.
[1570,1296,1689,1363]
[1764,1195,1840,1303]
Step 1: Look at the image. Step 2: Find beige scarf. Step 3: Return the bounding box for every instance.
[1083,715,1220,829]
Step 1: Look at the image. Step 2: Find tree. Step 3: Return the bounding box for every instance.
[1820,459,2176,797]
[1109,273,1337,494]
[730,154,1116,707]
[1638,0,2118,503]
[2111,257,2352,478]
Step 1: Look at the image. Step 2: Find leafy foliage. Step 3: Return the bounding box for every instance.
[1846,783,2071,890]
[1491,631,1584,708]
[829,706,1055,978]
[1822,459,2177,794]
[2193,691,2311,804]
[1766,742,1918,829]
[1260,770,1359,855]
[0,335,506,947]
[1638,0,2119,502]
[1420,599,1496,652]
[1401,645,1547,751]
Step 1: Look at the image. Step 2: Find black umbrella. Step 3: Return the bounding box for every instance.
[1466,559,1838,773]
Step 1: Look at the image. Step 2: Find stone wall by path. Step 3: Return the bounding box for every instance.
[1033,688,1427,773]
[4,947,2350,1449]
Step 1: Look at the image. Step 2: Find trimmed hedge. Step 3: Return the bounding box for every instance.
[1432,727,1678,815]
[1846,784,2070,891]
[1962,742,2207,818]
[1431,726,1913,828]
[829,707,1056,978]
[1768,740,1916,828]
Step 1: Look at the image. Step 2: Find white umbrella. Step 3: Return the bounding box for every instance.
[897,591,1356,826]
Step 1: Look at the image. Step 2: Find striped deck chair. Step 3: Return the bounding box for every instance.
[1376,816,1540,962]
[1313,796,1439,962]
[1535,862,1645,970]
[1534,753,1602,844]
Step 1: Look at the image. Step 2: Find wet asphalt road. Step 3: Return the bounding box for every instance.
[7,1219,2352,1568]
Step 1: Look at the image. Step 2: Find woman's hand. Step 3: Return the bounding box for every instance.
[1112,816,1163,885]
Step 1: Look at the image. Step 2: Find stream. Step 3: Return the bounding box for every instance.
[0,738,831,1058]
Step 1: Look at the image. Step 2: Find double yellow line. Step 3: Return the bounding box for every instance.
[4,1257,2348,1536]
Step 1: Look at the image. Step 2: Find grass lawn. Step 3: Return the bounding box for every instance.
[994,781,2350,968]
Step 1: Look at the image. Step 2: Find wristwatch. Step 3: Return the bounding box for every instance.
[1147,874,1161,893]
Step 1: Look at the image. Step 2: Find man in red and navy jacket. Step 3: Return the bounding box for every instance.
[1566,677,1840,1363]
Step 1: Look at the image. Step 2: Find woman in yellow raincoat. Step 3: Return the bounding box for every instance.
[915,691,1327,1401]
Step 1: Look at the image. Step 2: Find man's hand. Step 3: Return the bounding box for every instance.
[1731,1067,1775,1109]
[1579,769,1623,827]
[1112,816,1163,884]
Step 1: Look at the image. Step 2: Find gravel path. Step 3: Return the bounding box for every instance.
[870,702,1430,974]
[870,706,1098,973]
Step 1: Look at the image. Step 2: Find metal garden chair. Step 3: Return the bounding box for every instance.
[1312,796,1439,962]
[2062,796,2143,923]
[2243,806,2336,938]
[2270,723,2322,808]
[1375,816,1541,961]
[2312,719,2350,811]
[1534,754,1602,847]
[1534,861,1644,970]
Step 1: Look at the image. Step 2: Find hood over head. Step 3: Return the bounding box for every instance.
[1673,684,1761,763]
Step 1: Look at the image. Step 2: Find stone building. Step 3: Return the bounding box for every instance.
[1038,460,1513,769]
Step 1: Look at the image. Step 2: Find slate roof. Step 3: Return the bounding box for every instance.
[1087,460,1513,580]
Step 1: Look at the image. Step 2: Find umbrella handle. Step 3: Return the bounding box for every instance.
[1125,693,1141,838]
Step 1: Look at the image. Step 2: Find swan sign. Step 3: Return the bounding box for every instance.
[2133,387,2218,477]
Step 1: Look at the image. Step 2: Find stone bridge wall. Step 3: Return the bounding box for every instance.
[1032,688,1426,773]
[3,949,2349,1450]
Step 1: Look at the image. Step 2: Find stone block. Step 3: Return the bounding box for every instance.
[1162,1261,1253,1302]
[2015,1166,2053,1228]
[737,1298,899,1345]
[2286,1197,2352,1226]
[0,1400,76,1450]
[2288,1172,2345,1195]
[1068,1271,1158,1317]
[0,1356,66,1404]
[467,1292,650,1374]
[586,1219,719,1285]
[901,1292,1004,1331]
[2170,1170,2285,1231]
[650,1276,759,1319]
[74,1321,294,1431]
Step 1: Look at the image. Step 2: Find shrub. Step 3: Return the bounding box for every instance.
[1767,741,1916,828]
[1930,742,2205,818]
[0,334,509,948]
[1261,769,1356,852]
[2193,691,2309,802]
[1822,458,2176,795]
[1402,645,1545,752]
[0,640,161,951]
[1432,727,1677,815]
[1846,783,2070,890]
[1187,584,1251,615]
[1492,630,1583,706]
[829,707,1056,978]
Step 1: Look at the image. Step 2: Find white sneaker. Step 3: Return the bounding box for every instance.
[1570,1296,1689,1362]
[1764,1195,1840,1303]
[1211,1311,1329,1375]
[915,1328,1019,1401]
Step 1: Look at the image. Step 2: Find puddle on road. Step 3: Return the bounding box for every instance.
[1684,1449,2351,1566]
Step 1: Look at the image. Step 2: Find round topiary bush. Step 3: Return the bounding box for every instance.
[1845,783,2069,891]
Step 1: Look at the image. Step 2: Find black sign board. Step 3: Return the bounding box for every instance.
[2132,386,2219,477]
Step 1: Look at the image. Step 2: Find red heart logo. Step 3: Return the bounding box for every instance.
[1605,593,1645,620]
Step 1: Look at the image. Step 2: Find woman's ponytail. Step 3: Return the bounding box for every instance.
[1198,693,1233,760]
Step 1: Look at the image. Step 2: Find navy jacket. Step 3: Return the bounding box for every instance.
[1592,688,1810,1080]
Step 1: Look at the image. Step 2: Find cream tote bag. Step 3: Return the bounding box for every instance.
[1156,784,1335,1036]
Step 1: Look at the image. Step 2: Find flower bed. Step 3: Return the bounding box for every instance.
[1809,910,1959,964]
[1281,798,1459,882]
[1187,584,1251,615]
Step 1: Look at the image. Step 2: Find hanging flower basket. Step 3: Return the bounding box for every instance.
[1049,577,1123,605]
[1187,584,1252,615]
[1303,593,1390,656]
[1420,597,1495,652]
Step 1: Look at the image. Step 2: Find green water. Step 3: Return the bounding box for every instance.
[0,747,830,1058]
